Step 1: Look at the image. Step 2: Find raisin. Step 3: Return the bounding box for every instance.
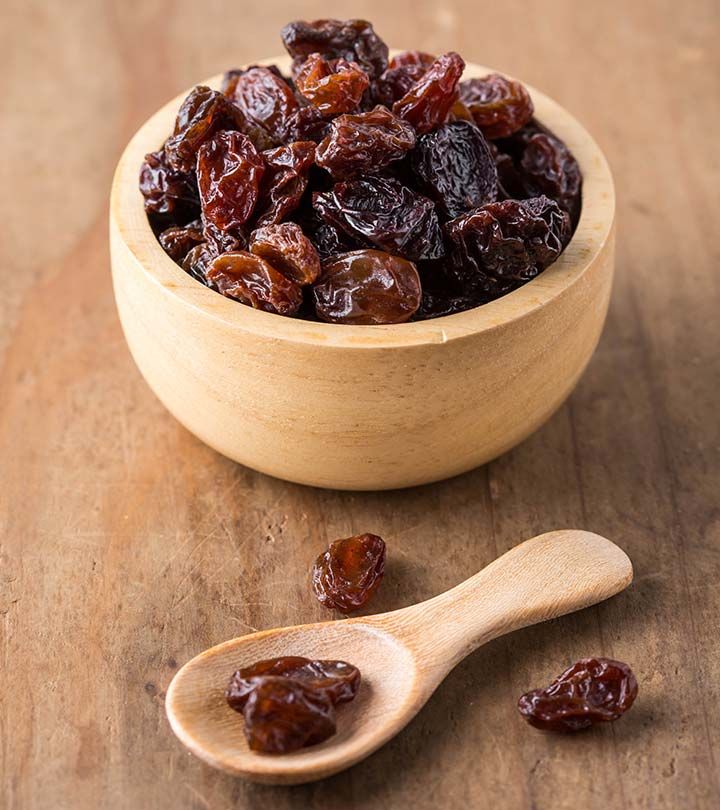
[139,148,199,219]
[226,657,361,711]
[313,176,444,261]
[446,196,570,295]
[302,213,366,259]
[221,64,289,93]
[414,291,482,320]
[312,533,387,611]
[389,50,436,69]
[197,131,265,250]
[242,676,336,753]
[373,64,427,107]
[206,252,302,315]
[249,223,321,285]
[316,106,416,179]
[158,219,204,263]
[255,141,316,226]
[448,99,475,123]
[222,66,298,146]
[459,74,534,139]
[295,54,370,115]
[393,52,465,135]
[282,106,334,143]
[181,242,216,286]
[409,121,498,219]
[518,658,638,733]
[281,19,389,80]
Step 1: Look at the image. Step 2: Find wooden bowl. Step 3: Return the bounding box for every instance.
[110,58,615,491]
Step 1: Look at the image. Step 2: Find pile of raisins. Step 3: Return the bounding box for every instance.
[140,19,582,324]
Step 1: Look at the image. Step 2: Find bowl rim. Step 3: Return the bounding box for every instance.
[110,56,615,350]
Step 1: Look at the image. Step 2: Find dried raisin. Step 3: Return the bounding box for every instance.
[459,74,534,139]
[312,533,387,611]
[249,223,321,285]
[393,52,465,134]
[295,54,370,115]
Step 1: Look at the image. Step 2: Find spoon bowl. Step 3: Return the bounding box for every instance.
[166,530,633,784]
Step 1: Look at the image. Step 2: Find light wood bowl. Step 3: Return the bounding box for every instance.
[110,57,615,491]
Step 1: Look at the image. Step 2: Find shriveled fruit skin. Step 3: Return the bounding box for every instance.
[181,242,217,286]
[206,251,302,315]
[282,106,334,144]
[313,176,444,261]
[313,251,421,325]
[409,121,498,219]
[281,19,389,80]
[312,533,387,610]
[373,64,427,107]
[222,66,298,146]
[197,131,265,251]
[226,657,361,711]
[139,148,199,219]
[255,141,316,227]
[316,106,416,179]
[389,50,436,69]
[295,54,369,115]
[518,658,638,733]
[249,223,321,285]
[242,676,337,753]
[459,74,534,139]
[393,52,465,134]
[158,220,204,262]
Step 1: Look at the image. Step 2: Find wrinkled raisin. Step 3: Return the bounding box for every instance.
[312,533,387,611]
[206,252,302,315]
[314,176,444,261]
[227,657,361,711]
[282,106,334,143]
[374,64,427,108]
[393,52,465,134]
[181,242,216,286]
[459,74,534,139]
[158,219,204,262]
[389,50,436,69]
[249,223,321,285]
[518,658,638,733]
[316,106,416,179]
[414,291,482,319]
[409,121,498,219]
[295,54,370,115]
[255,141,315,226]
[139,148,199,219]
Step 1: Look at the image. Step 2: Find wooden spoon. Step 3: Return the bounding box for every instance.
[166,530,632,785]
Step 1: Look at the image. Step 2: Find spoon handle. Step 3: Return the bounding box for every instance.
[388,530,632,672]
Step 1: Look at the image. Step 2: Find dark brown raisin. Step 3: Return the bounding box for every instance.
[373,64,427,107]
[249,223,321,285]
[389,51,436,69]
[181,242,216,286]
[242,676,336,753]
[158,219,204,262]
[255,141,316,227]
[295,54,370,115]
[518,658,638,733]
[316,106,416,179]
[282,106,334,143]
[226,657,361,711]
[414,291,483,319]
[206,252,302,315]
[312,533,387,611]
[409,121,498,219]
[313,176,444,261]
[459,74,534,139]
[393,52,465,134]
[139,148,199,219]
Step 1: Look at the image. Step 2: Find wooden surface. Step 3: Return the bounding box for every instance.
[1,0,718,808]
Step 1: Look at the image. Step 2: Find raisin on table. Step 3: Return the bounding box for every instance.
[158,219,204,263]
[316,106,416,178]
[459,74,534,139]
[518,657,638,733]
[295,54,370,115]
[312,533,387,610]
[255,141,316,226]
[227,657,361,711]
[206,252,302,315]
[249,223,321,285]
[393,52,465,134]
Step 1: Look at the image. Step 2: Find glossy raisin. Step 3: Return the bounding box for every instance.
[139,148,199,219]
[409,121,498,219]
[393,52,465,134]
[312,533,387,611]
[373,64,427,108]
[227,657,361,711]
[181,242,216,286]
[316,106,416,179]
[206,252,302,315]
[459,74,534,139]
[414,291,482,320]
[255,141,315,227]
[249,223,321,285]
[313,176,444,261]
[282,106,334,143]
[295,54,369,116]
[158,219,204,262]
[197,131,265,250]
[389,50,436,69]
[518,658,638,733]
[242,676,336,753]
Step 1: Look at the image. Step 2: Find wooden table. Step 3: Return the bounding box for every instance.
[2,2,718,807]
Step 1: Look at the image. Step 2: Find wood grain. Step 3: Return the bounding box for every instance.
[1,1,718,808]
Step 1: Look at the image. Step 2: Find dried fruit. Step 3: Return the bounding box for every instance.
[312,533,387,611]
[295,54,370,115]
[389,51,436,69]
[206,252,302,315]
[139,148,199,218]
[409,121,498,219]
[282,106,334,143]
[197,131,265,250]
[459,74,534,139]
[242,676,336,753]
[374,64,427,107]
[393,52,465,134]
[518,658,638,733]
[249,223,321,285]
[226,657,361,711]
[255,141,316,226]
[313,176,444,261]
[181,242,216,286]
[316,106,416,178]
[158,219,204,262]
